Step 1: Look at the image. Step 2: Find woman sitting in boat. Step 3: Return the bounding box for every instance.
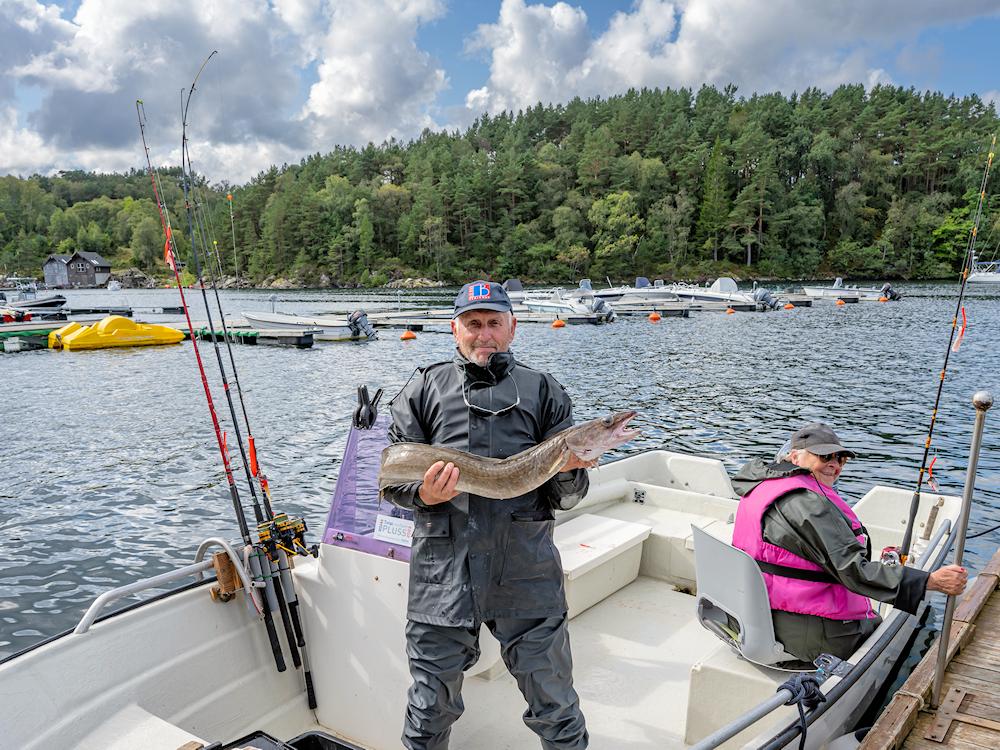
[731,422,967,666]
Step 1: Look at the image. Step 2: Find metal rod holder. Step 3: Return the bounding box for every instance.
[931,390,993,708]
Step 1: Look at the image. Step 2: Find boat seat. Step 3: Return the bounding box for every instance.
[554,514,651,619]
[690,525,796,665]
[74,704,208,750]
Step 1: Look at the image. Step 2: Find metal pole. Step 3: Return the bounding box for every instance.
[931,389,993,708]
[689,690,794,750]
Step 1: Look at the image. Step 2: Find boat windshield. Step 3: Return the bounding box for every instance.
[322,416,414,561]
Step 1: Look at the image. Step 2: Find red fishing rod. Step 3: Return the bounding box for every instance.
[899,134,996,562]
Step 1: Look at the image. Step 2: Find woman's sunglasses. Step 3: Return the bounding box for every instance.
[814,451,850,465]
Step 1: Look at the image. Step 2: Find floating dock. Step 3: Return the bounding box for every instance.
[184,327,316,348]
[861,547,1000,749]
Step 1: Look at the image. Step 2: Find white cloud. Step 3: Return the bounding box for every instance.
[463,0,1000,117]
[0,106,57,173]
[301,0,448,146]
[2,0,449,180]
[465,0,590,113]
[3,0,1000,179]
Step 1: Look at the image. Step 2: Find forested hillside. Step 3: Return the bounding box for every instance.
[2,83,997,285]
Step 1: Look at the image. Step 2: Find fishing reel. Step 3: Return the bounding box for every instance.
[257,512,319,559]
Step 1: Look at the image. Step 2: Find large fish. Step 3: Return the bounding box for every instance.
[378,410,640,500]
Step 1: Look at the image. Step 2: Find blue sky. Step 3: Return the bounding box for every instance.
[2,0,999,181]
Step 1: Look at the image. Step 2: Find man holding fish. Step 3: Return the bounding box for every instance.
[381,280,639,750]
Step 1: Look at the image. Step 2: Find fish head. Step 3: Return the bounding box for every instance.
[565,410,640,461]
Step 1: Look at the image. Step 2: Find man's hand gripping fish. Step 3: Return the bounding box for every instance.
[378,410,640,500]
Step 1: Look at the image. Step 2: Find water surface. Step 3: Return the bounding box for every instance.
[2,282,998,656]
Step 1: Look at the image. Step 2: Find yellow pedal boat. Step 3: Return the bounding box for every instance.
[50,316,185,350]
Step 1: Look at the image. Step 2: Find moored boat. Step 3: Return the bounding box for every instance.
[49,316,185,350]
[800,278,901,302]
[967,254,1000,284]
[242,310,377,341]
[665,277,759,307]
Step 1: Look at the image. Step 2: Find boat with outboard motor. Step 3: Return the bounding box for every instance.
[242,310,378,341]
[666,277,762,308]
[0,277,67,311]
[0,424,966,749]
[582,276,683,303]
[801,278,901,302]
[522,289,616,321]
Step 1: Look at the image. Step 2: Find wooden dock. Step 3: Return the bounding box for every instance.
[861,547,1000,750]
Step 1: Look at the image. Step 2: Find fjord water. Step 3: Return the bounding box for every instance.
[1,283,998,657]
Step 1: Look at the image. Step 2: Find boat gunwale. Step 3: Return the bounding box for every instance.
[0,577,214,667]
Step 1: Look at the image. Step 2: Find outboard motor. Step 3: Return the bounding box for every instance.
[591,297,616,322]
[348,309,379,340]
[881,282,902,301]
[752,287,780,310]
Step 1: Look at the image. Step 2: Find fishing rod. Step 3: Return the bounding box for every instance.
[137,96,280,666]
[179,56,318,706]
[173,51,291,674]
[899,134,996,562]
[186,169,320,690]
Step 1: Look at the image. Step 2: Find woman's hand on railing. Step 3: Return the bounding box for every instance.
[928,564,968,596]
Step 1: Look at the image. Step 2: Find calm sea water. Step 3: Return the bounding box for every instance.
[1,282,998,659]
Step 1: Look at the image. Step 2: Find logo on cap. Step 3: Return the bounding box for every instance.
[468,282,491,301]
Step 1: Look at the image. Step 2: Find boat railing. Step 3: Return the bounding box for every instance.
[690,516,953,750]
[73,537,257,634]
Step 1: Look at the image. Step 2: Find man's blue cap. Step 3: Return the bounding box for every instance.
[453,281,512,318]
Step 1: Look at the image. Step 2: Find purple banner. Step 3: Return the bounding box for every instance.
[323,415,413,563]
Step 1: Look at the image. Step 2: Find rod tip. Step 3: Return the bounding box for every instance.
[973,390,994,411]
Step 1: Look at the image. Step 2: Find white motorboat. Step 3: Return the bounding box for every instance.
[523,290,596,315]
[0,278,67,310]
[668,277,758,307]
[0,444,960,750]
[580,277,681,304]
[523,290,616,322]
[242,310,377,341]
[800,278,864,302]
[968,254,1000,284]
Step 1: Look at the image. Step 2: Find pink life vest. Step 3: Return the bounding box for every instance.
[732,474,875,620]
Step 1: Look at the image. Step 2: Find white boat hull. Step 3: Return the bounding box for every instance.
[0,450,959,750]
[242,311,363,341]
[801,286,862,301]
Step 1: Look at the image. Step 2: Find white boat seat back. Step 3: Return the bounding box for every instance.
[690,525,796,665]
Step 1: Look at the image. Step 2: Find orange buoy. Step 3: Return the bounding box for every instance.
[878,296,888,302]
[835,299,846,306]
[783,303,795,310]
[551,319,566,328]
[400,330,417,340]
[648,312,661,322]
[725,308,736,315]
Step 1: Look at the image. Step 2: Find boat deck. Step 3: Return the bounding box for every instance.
[862,548,1000,750]
[453,575,781,749]
[453,577,711,748]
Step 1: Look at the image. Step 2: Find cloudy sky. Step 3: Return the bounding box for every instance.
[3,0,1000,183]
